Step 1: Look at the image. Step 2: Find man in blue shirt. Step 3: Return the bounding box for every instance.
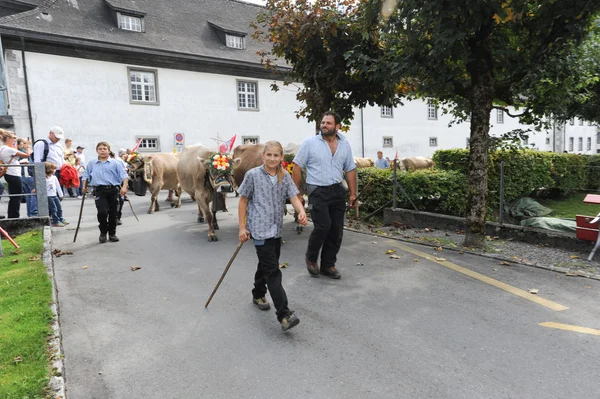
[375,151,390,169]
[292,111,357,279]
[82,142,128,243]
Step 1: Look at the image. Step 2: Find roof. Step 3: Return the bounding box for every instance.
[0,0,271,67]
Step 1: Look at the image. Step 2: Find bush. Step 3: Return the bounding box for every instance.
[356,167,468,216]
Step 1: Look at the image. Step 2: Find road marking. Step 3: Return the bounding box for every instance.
[388,241,569,312]
[540,322,600,336]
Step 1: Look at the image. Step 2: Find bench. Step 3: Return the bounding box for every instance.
[576,194,600,261]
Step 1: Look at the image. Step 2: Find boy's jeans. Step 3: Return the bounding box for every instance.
[21,176,38,216]
[48,196,63,224]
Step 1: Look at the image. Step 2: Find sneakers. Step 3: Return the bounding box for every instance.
[253,297,271,311]
[61,219,70,226]
[51,222,65,227]
[99,233,107,243]
[77,196,82,199]
[109,234,119,242]
[280,313,300,331]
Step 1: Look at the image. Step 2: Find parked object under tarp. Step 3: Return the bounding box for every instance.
[504,197,553,219]
[520,217,577,233]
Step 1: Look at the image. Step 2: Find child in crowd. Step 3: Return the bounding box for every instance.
[44,162,65,227]
[75,157,85,199]
[238,140,307,331]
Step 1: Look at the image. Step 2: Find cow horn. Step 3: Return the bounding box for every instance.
[233,158,242,167]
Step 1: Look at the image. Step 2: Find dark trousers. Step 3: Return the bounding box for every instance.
[117,195,125,220]
[21,176,38,216]
[94,186,120,235]
[253,238,290,321]
[306,184,346,269]
[48,196,62,224]
[5,174,22,218]
[55,168,74,197]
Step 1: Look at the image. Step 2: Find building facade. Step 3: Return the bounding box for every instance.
[0,0,596,159]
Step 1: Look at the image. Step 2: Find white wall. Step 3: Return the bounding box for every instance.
[7,51,597,160]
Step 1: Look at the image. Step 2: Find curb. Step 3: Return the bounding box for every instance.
[43,226,67,399]
[343,226,600,282]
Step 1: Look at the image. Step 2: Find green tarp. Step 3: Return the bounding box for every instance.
[520,217,577,233]
[504,197,553,218]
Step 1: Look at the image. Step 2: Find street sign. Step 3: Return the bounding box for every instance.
[174,132,185,152]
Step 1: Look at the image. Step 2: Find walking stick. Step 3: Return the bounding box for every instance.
[73,185,87,243]
[127,198,139,222]
[346,179,373,212]
[205,240,245,308]
[0,226,19,248]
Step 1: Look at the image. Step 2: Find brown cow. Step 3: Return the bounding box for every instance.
[177,145,236,242]
[400,156,435,172]
[232,143,265,189]
[127,153,182,213]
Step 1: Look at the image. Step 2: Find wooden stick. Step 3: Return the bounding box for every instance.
[0,226,19,248]
[205,241,244,308]
[73,186,87,243]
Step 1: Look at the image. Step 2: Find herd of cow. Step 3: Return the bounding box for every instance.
[124,144,434,242]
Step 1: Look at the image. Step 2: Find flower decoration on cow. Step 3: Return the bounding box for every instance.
[209,153,232,176]
[281,161,294,174]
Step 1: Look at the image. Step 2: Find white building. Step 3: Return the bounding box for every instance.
[0,0,596,159]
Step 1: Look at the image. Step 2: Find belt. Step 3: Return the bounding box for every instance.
[95,185,120,189]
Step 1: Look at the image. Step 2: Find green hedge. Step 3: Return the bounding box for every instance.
[356,168,469,216]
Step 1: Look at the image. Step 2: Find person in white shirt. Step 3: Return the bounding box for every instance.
[0,129,32,218]
[43,162,65,227]
[76,145,86,167]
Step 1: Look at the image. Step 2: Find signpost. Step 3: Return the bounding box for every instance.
[174,132,185,152]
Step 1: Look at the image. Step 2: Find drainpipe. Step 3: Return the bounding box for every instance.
[360,107,365,157]
[21,37,34,141]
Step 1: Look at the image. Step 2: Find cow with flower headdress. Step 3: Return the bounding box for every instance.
[177,145,239,242]
[125,152,182,213]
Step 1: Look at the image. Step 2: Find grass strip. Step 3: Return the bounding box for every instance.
[0,229,53,399]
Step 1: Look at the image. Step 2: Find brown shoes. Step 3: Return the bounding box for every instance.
[320,266,341,279]
[305,258,319,277]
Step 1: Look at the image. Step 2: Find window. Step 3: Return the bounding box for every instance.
[597,133,600,144]
[242,136,259,145]
[128,68,158,104]
[237,81,258,110]
[381,106,393,118]
[587,137,592,151]
[226,34,245,49]
[579,118,584,126]
[570,118,574,126]
[427,100,437,120]
[545,137,550,145]
[118,13,142,32]
[578,137,583,151]
[135,136,160,152]
[429,137,438,147]
[496,109,504,124]
[569,137,574,151]
[383,137,393,147]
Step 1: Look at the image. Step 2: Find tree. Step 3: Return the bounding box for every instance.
[367,0,600,247]
[252,0,407,129]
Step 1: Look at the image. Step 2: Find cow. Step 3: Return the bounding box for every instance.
[354,157,375,168]
[126,152,182,213]
[400,156,435,172]
[177,145,236,242]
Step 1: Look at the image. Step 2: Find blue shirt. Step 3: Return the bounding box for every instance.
[83,157,128,186]
[375,158,390,169]
[238,165,299,240]
[293,132,356,186]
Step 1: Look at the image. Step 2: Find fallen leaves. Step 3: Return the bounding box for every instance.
[130,266,142,271]
[11,250,20,255]
[413,259,419,262]
[434,247,442,251]
[82,266,88,269]
[565,271,578,276]
[569,255,580,259]
[528,289,539,295]
[11,259,18,263]
[499,261,512,266]
[28,256,39,261]
[13,356,23,364]
[384,249,397,255]
[434,257,446,262]
[280,262,289,269]
[390,254,400,259]
[52,249,73,257]
[356,262,364,266]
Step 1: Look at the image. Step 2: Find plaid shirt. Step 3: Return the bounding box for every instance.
[238,165,299,240]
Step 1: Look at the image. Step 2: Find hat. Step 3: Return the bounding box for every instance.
[49,126,64,139]
[76,146,84,150]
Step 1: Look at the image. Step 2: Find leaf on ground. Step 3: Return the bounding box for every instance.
[356,262,364,266]
[52,249,73,257]
[11,250,20,255]
[569,255,580,259]
[28,256,39,261]
[528,289,539,294]
[32,232,39,236]
[434,247,442,251]
[13,356,22,363]
[130,266,142,271]
[585,285,592,289]
[390,254,400,259]
[280,262,289,269]
[413,259,419,262]
[565,271,578,276]
[11,259,18,263]
[499,261,511,266]
[82,266,88,269]
[424,228,433,232]
[384,249,397,254]
[371,241,377,244]
[434,257,446,262]
[459,250,464,254]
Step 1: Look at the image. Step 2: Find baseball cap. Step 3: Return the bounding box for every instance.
[76,146,84,150]
[49,126,64,139]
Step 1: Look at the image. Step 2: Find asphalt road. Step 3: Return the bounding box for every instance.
[51,193,600,399]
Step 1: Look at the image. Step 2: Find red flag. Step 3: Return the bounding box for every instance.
[219,135,237,154]
[131,138,142,153]
[395,151,399,159]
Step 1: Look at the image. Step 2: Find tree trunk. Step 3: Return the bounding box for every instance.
[464,67,494,248]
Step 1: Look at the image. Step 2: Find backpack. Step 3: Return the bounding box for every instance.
[28,139,50,175]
